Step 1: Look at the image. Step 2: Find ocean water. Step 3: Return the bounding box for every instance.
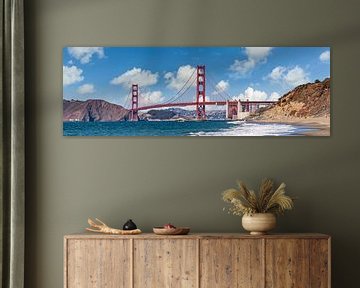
[63,121,316,136]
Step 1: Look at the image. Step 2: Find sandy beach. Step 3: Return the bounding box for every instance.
[249,116,331,136]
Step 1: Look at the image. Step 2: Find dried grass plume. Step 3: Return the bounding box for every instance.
[222,178,294,216]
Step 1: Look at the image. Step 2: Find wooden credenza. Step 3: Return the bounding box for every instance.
[64,233,330,288]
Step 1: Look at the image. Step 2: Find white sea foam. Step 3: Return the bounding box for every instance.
[227,121,245,125]
[189,122,312,136]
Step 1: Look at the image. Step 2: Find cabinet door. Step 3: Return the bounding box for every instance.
[309,239,330,288]
[66,239,131,288]
[200,239,264,288]
[134,239,198,288]
[266,239,310,288]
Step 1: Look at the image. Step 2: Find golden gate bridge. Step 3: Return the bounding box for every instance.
[124,65,276,121]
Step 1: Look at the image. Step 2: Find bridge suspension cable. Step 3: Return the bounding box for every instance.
[162,76,196,105]
[161,68,197,105]
[173,68,196,97]
[123,87,132,109]
[207,73,232,101]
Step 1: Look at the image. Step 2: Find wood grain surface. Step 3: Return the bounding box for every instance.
[133,239,198,288]
[65,239,131,288]
[200,238,264,288]
[64,234,330,288]
[265,239,310,287]
[309,239,330,288]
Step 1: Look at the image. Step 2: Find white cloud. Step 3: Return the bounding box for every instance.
[283,66,309,87]
[267,66,286,81]
[230,47,273,76]
[63,65,84,86]
[211,80,230,101]
[68,47,105,64]
[165,65,196,90]
[269,92,280,101]
[77,83,95,94]
[230,59,256,76]
[245,47,273,61]
[266,65,309,87]
[319,50,330,63]
[233,87,280,101]
[140,91,164,106]
[111,68,158,89]
[235,87,268,101]
[215,80,229,92]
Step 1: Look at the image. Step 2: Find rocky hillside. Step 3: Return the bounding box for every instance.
[251,78,330,120]
[139,108,226,120]
[63,99,129,122]
[140,108,194,120]
[141,109,178,120]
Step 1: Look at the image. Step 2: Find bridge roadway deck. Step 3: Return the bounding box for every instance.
[134,100,276,111]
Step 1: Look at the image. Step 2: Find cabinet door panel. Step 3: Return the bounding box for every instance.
[265,239,310,288]
[200,239,264,288]
[66,239,131,288]
[310,239,330,288]
[134,239,198,288]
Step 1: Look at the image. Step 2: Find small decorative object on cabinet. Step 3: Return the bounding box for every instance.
[122,219,137,230]
[242,212,276,235]
[222,178,294,234]
[153,223,190,235]
[64,233,330,288]
[85,218,142,235]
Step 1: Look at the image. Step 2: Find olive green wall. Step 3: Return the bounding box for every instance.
[25,0,360,287]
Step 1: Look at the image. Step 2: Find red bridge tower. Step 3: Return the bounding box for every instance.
[130,84,139,121]
[196,65,206,120]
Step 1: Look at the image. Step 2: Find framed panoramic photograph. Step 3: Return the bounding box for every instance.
[63,47,330,136]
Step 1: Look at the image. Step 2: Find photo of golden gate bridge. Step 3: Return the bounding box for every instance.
[63,47,330,136]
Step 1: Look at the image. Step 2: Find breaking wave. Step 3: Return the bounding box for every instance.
[188,122,313,136]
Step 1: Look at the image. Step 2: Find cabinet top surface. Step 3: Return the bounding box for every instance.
[64,232,330,240]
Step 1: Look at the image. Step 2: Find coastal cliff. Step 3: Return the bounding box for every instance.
[63,99,129,122]
[250,78,330,121]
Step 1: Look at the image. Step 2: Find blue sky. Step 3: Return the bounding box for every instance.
[63,47,330,107]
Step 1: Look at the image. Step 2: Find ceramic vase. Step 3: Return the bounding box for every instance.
[242,213,276,235]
